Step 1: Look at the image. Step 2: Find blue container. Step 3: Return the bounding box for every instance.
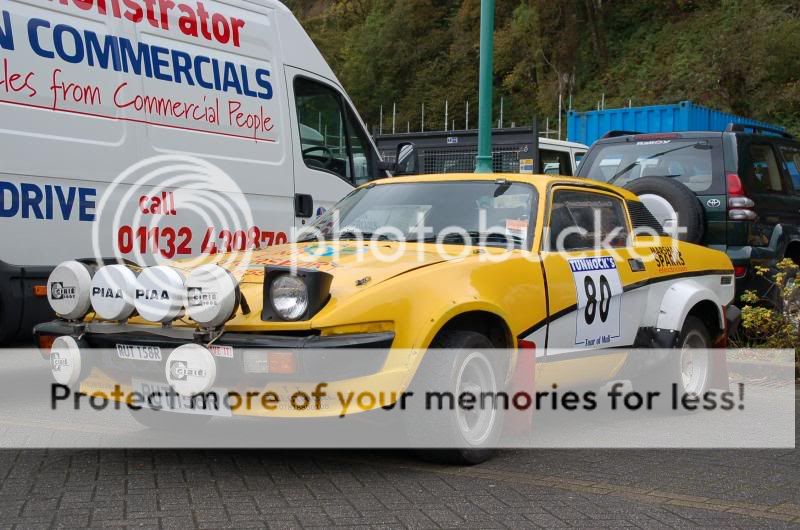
[567,100,785,146]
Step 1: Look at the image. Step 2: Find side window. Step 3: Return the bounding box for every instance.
[548,190,629,251]
[344,106,375,186]
[294,78,374,184]
[747,144,785,193]
[778,146,800,192]
[541,149,573,176]
[574,151,586,169]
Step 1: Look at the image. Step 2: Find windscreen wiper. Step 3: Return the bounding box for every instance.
[607,142,710,185]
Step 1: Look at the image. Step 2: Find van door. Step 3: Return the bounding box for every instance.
[285,67,381,227]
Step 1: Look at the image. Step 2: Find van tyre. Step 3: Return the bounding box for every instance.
[624,177,705,243]
[406,330,504,465]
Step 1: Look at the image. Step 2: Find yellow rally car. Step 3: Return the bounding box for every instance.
[36,173,736,462]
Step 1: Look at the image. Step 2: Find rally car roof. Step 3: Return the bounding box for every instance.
[368,173,640,201]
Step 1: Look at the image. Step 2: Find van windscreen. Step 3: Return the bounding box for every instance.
[578,138,723,194]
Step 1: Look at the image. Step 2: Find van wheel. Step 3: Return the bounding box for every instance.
[406,330,504,465]
[128,408,213,430]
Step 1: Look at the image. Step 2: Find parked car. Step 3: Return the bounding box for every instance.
[36,171,735,463]
[0,0,387,345]
[577,124,800,304]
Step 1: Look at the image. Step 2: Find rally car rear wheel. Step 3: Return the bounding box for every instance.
[407,330,504,465]
[678,317,711,396]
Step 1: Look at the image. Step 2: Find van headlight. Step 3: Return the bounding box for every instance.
[47,261,93,320]
[186,264,240,328]
[262,268,333,322]
[270,275,308,321]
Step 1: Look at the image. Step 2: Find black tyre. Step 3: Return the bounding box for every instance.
[624,176,705,243]
[129,407,213,430]
[633,316,711,413]
[673,316,712,397]
[405,330,505,465]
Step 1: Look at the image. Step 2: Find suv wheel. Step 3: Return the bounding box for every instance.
[625,177,705,243]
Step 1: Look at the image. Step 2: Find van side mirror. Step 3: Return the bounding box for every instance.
[395,142,418,176]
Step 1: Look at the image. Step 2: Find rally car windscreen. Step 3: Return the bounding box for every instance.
[302,181,537,248]
[578,138,724,194]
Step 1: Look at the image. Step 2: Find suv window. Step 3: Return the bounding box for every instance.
[577,138,722,194]
[294,77,375,184]
[548,189,629,251]
[778,145,800,191]
[746,144,785,193]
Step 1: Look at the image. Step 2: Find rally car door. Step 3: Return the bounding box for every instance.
[537,186,648,386]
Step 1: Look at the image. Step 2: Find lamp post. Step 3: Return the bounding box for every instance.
[475,0,495,173]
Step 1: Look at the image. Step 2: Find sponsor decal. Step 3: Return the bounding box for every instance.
[650,246,687,273]
[187,287,217,307]
[568,257,623,347]
[169,360,207,381]
[51,351,68,373]
[304,245,364,258]
[209,345,234,359]
[135,289,170,300]
[49,282,76,300]
[92,287,123,299]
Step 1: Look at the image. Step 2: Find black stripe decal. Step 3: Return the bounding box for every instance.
[516,268,732,340]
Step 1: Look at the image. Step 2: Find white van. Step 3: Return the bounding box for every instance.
[0,0,387,344]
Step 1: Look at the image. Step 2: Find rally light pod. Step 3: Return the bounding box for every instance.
[50,335,82,387]
[165,344,217,396]
[90,265,137,321]
[47,261,93,320]
[185,264,240,328]
[134,266,186,323]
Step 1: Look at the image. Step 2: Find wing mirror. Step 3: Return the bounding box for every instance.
[394,142,419,176]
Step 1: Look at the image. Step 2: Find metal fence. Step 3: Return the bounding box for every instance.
[375,128,541,175]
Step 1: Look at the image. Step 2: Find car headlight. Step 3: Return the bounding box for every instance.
[186,264,240,328]
[90,265,137,321]
[262,267,333,322]
[47,261,92,320]
[269,274,309,321]
[134,266,185,323]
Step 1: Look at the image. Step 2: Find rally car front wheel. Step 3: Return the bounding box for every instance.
[406,330,505,465]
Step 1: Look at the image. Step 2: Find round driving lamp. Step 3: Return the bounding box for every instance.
[90,265,137,321]
[185,264,240,328]
[269,274,309,321]
[47,261,93,320]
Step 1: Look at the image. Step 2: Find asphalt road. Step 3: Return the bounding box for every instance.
[0,351,797,528]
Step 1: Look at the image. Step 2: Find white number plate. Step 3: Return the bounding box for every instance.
[131,379,232,417]
[116,344,162,362]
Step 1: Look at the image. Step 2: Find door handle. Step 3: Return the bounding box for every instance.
[295,194,314,218]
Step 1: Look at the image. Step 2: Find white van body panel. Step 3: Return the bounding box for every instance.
[0,0,382,341]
